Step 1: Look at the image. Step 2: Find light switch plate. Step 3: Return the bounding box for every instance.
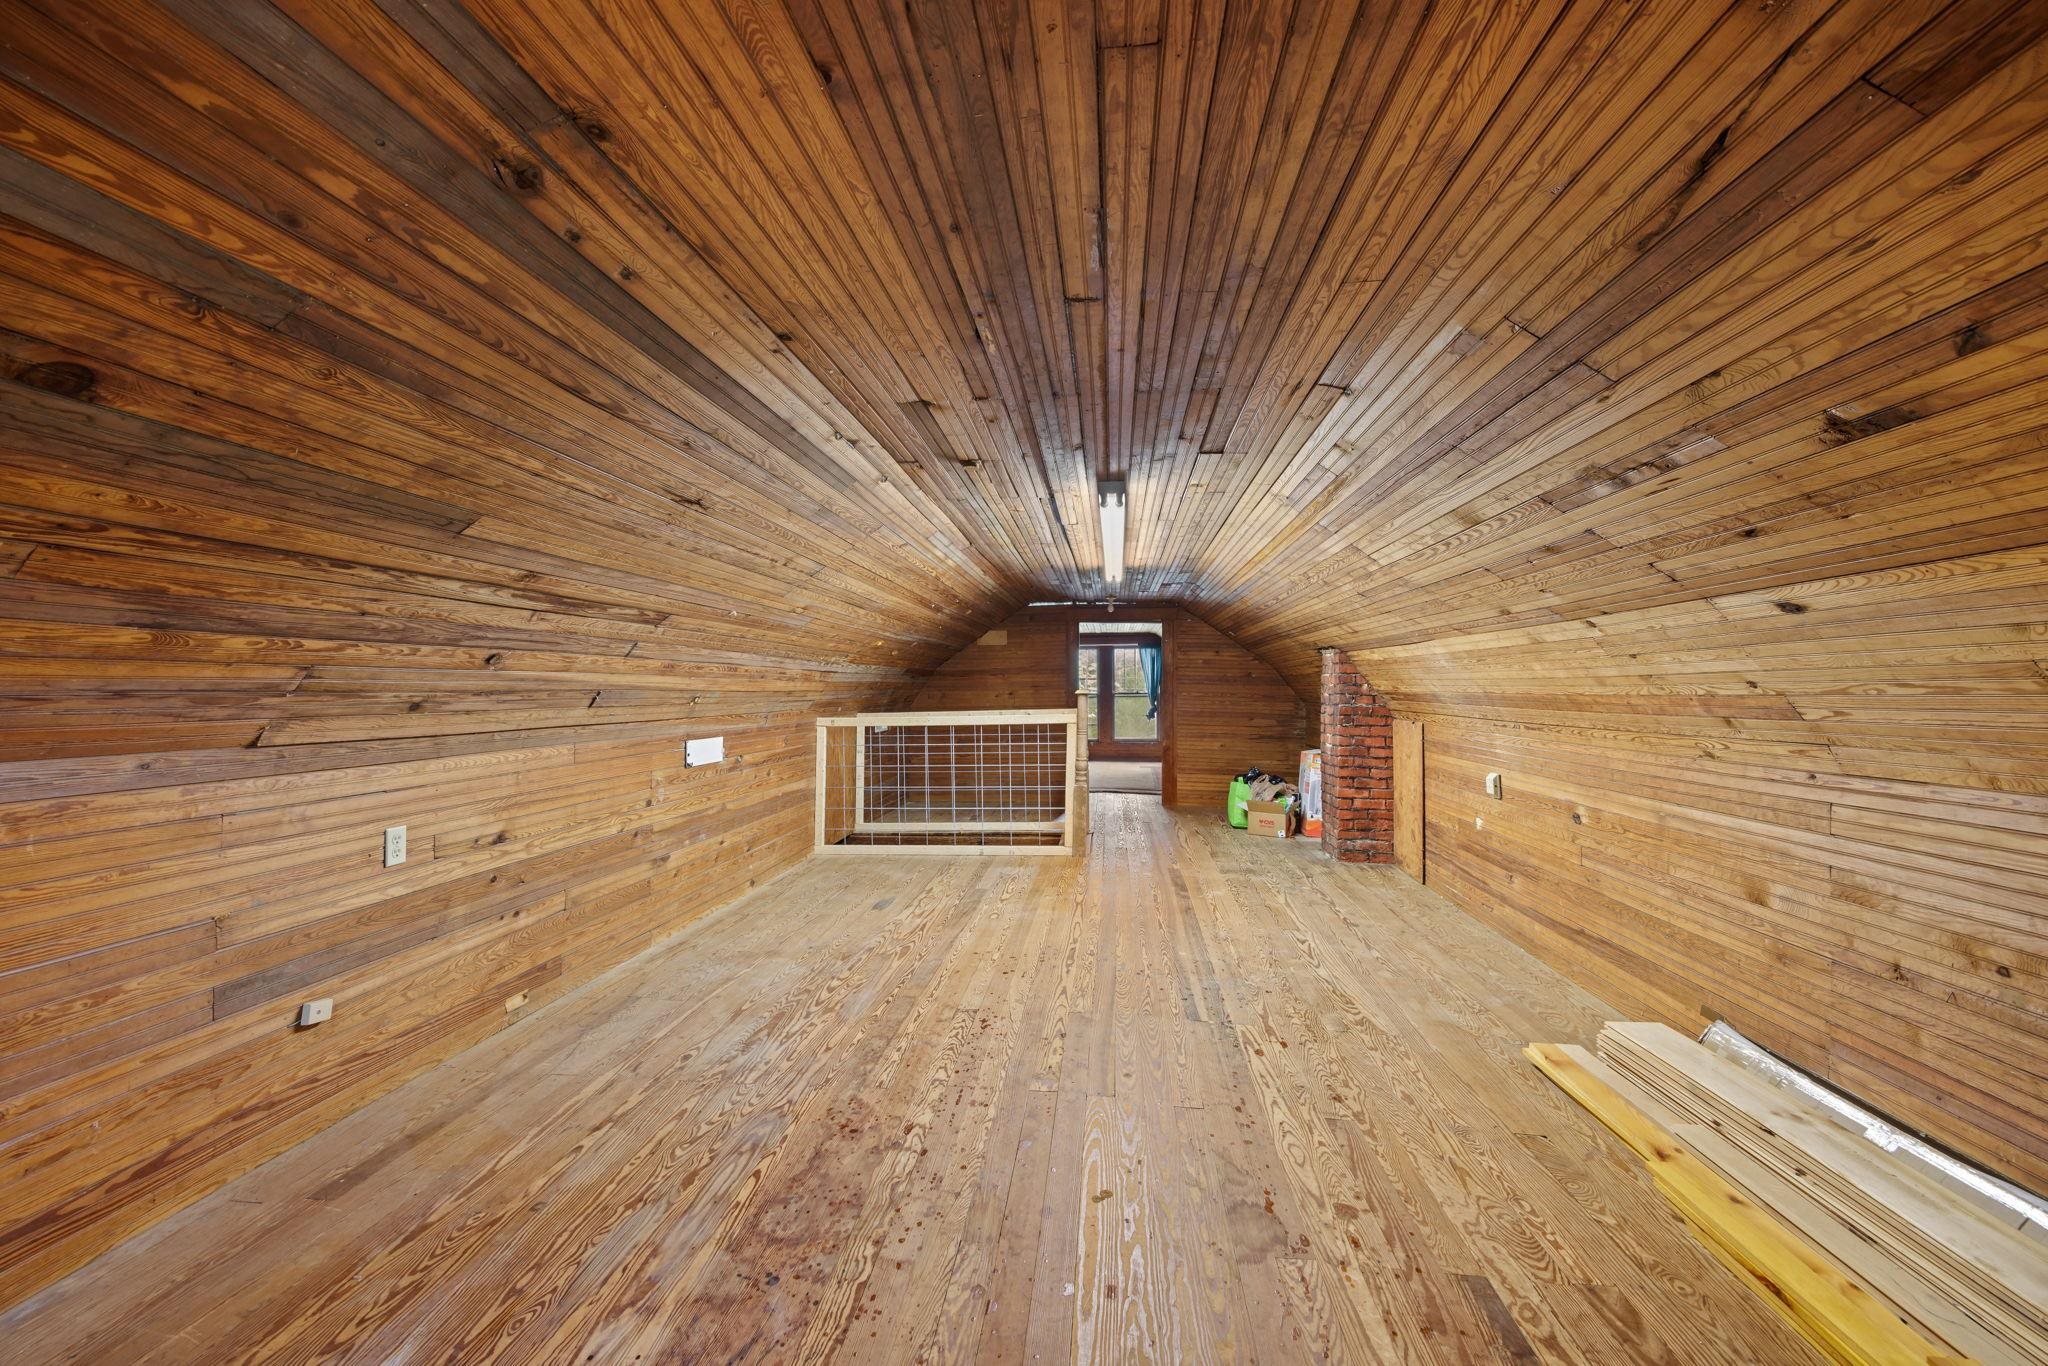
[384,824,407,866]
[297,998,333,1027]
[684,736,725,768]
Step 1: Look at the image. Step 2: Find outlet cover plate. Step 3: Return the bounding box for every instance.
[298,998,333,1027]
[384,824,407,866]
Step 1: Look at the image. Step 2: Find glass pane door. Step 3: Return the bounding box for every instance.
[1111,647,1156,740]
[1077,637,1161,754]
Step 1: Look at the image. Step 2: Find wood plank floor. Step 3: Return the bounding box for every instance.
[0,796,1820,1363]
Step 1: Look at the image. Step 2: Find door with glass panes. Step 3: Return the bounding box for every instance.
[1075,625,1163,761]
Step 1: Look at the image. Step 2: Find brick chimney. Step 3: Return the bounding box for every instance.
[1318,649,1393,863]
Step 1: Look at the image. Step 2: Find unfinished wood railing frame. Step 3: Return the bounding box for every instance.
[814,706,1083,857]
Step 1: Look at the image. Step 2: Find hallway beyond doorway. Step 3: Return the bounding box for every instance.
[1089,759,1161,794]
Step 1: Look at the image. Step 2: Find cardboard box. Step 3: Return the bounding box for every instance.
[1297,749,1322,820]
[1245,799,1293,838]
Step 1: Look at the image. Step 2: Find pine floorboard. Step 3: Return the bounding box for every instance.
[0,795,1821,1363]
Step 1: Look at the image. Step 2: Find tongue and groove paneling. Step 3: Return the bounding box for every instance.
[910,605,1309,807]
[3,0,2047,1307]
[0,0,999,1308]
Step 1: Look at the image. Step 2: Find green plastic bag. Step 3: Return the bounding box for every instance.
[1226,776,1251,828]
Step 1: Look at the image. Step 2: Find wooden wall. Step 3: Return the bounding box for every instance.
[1167,610,1312,808]
[909,608,1079,713]
[910,605,1308,808]
[1138,4,2048,1194]
[1417,715,2048,1193]
[1333,540,2048,1194]
[0,707,902,1302]
[0,0,986,1310]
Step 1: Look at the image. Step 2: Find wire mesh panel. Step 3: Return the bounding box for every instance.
[815,709,1080,855]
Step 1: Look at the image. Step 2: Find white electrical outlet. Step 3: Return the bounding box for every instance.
[1484,772,1504,800]
[684,736,725,768]
[384,824,407,867]
[297,998,333,1027]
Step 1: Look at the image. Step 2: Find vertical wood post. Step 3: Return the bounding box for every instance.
[814,718,829,851]
[1070,690,1089,854]
[853,722,868,830]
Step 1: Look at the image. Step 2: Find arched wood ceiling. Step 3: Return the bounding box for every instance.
[2,0,2044,684]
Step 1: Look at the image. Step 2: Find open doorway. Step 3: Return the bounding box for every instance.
[1076,621,1162,796]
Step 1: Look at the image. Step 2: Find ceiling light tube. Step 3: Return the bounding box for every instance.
[1097,479,1126,590]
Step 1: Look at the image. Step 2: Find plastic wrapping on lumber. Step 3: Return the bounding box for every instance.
[1525,1042,1971,1366]
[1597,1022,2048,1365]
[1557,1045,2017,1363]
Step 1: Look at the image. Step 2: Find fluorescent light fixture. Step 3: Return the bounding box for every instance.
[1097,479,1126,589]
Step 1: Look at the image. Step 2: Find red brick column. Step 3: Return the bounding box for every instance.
[1318,649,1393,863]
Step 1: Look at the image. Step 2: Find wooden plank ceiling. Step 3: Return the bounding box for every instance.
[0,0,2044,725]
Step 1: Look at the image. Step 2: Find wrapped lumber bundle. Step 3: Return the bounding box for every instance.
[1524,1042,1960,1366]
[1596,1022,2048,1366]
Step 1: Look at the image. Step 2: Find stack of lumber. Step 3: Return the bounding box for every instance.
[1596,1022,2048,1366]
[1525,1043,1959,1366]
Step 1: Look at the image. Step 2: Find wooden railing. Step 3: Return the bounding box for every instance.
[814,707,1082,856]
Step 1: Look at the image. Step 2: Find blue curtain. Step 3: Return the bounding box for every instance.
[1141,643,1162,718]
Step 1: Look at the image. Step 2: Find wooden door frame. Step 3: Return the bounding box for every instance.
[1071,626,1166,763]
